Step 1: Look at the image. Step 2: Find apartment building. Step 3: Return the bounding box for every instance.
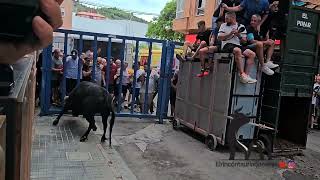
[173,0,220,35]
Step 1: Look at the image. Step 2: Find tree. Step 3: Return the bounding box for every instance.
[146,0,184,41]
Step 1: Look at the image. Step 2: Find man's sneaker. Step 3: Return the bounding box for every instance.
[265,61,279,69]
[197,69,208,77]
[262,65,274,76]
[197,72,205,78]
[240,74,257,84]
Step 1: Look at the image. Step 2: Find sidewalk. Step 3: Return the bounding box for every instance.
[31,115,137,180]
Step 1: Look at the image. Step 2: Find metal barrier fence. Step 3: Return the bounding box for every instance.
[40,29,177,123]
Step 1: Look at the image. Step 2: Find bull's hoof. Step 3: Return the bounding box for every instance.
[101,136,107,142]
[52,120,59,126]
[80,136,88,142]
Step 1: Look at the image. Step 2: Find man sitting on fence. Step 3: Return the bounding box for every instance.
[177,21,212,61]
[246,14,279,76]
[218,12,257,84]
[196,17,225,77]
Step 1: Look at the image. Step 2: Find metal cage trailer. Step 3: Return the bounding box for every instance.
[173,53,268,151]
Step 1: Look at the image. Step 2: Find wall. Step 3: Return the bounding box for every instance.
[173,0,217,34]
[60,0,73,29]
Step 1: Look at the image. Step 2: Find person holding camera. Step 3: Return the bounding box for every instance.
[0,0,64,64]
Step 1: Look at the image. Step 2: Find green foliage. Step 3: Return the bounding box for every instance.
[146,0,184,41]
[139,43,162,50]
[74,3,147,23]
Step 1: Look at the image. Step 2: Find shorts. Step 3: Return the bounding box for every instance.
[122,85,129,96]
[246,44,257,52]
[222,43,248,53]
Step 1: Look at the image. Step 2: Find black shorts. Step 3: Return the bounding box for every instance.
[222,43,248,53]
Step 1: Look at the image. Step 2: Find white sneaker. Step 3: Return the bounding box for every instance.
[262,65,274,76]
[265,61,279,69]
[240,74,257,84]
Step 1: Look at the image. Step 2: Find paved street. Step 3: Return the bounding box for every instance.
[31,114,320,180]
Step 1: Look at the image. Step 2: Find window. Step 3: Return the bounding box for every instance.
[176,0,185,19]
[197,0,206,15]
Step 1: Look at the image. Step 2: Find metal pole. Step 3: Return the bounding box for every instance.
[62,33,68,101]
[77,35,83,85]
[143,42,152,114]
[106,37,112,91]
[131,41,140,114]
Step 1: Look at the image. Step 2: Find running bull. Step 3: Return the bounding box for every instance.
[52,81,115,147]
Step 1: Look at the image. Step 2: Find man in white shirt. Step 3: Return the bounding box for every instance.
[218,12,257,84]
[65,50,82,95]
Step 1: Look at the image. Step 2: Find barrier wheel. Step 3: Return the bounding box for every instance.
[173,119,180,130]
[206,134,217,151]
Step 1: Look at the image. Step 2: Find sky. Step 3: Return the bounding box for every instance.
[90,0,172,21]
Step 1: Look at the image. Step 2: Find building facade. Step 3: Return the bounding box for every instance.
[60,0,73,29]
[173,0,220,34]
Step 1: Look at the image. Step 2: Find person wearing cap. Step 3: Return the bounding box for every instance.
[65,49,82,95]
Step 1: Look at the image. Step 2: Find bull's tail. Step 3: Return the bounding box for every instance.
[109,104,115,147]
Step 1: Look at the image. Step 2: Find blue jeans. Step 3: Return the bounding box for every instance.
[212,16,218,34]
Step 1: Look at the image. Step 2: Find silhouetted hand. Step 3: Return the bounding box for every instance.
[0,0,64,64]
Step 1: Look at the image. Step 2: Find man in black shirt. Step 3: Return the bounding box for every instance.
[178,21,212,61]
[246,14,279,76]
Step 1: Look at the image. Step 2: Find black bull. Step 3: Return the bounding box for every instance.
[52,81,115,147]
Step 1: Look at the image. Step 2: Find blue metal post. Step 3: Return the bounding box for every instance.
[159,41,174,123]
[77,35,83,85]
[105,37,112,91]
[61,33,68,101]
[143,42,152,114]
[131,41,140,114]
[40,45,53,115]
[92,36,98,82]
[156,42,167,118]
[117,39,126,113]
[163,43,175,117]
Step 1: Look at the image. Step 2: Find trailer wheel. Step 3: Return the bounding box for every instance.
[173,119,180,130]
[206,134,217,151]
